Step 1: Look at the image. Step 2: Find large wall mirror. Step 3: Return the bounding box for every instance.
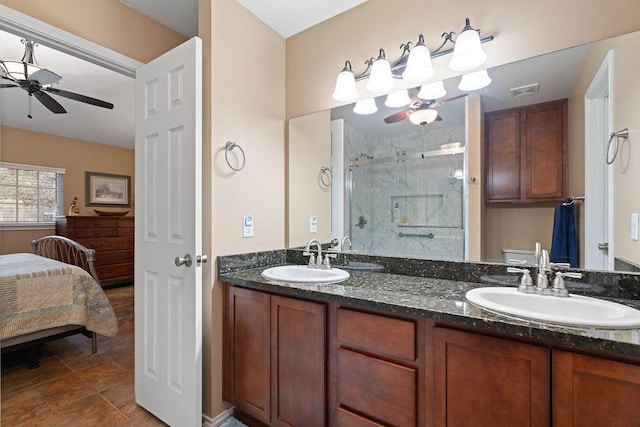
[287,29,640,274]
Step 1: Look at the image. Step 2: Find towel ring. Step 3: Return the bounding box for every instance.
[320,166,332,187]
[606,128,629,165]
[225,141,246,171]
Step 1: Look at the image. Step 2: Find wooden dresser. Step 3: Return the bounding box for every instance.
[55,216,134,287]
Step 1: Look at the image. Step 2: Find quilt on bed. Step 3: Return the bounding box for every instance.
[0,253,118,340]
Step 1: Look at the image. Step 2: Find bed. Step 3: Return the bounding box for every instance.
[0,235,118,366]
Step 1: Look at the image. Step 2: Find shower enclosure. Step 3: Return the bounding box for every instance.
[345,124,466,260]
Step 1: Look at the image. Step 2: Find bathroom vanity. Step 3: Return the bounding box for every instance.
[220,253,640,427]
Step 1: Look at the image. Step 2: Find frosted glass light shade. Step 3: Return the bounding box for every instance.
[449,27,487,71]
[402,44,434,82]
[353,98,378,115]
[458,69,492,91]
[0,60,40,80]
[418,81,447,100]
[409,108,438,125]
[332,68,358,102]
[385,90,411,108]
[366,56,394,93]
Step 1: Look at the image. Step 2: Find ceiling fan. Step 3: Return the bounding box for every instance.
[384,93,467,126]
[0,39,114,118]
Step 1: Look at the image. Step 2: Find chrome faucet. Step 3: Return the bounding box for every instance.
[340,235,352,252]
[303,239,322,268]
[508,245,582,297]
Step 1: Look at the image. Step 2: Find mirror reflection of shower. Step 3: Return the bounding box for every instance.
[340,122,467,260]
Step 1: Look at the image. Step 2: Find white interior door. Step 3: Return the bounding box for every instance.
[134,37,203,426]
[585,52,613,270]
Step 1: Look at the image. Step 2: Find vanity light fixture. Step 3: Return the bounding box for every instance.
[418,80,447,100]
[458,69,492,91]
[384,89,411,108]
[331,18,493,102]
[366,49,395,93]
[409,108,438,126]
[353,98,378,115]
[449,18,488,71]
[402,34,434,82]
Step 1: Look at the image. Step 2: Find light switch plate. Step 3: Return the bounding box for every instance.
[632,213,639,241]
[243,215,254,238]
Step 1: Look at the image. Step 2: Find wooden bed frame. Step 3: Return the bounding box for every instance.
[1,236,102,364]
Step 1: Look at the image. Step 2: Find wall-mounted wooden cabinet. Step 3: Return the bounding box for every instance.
[55,215,134,286]
[485,99,568,203]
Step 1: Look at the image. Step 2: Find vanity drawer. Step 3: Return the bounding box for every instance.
[336,407,385,427]
[337,308,416,361]
[336,348,416,427]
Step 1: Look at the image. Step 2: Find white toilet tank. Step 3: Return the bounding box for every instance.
[502,249,536,265]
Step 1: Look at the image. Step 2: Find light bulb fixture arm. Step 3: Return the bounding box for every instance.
[342,18,494,83]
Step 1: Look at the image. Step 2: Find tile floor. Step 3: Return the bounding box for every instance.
[1,285,167,426]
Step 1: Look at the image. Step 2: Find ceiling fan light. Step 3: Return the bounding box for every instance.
[0,60,41,80]
[418,81,447,100]
[458,69,492,91]
[409,108,438,125]
[366,50,395,93]
[332,62,359,102]
[402,41,434,83]
[385,89,411,108]
[449,19,487,71]
[353,98,378,115]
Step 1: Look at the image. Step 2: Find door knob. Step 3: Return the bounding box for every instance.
[175,254,193,267]
[597,243,609,251]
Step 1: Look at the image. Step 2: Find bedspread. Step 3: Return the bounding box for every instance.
[0,253,118,340]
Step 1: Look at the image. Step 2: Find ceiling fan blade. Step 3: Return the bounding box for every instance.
[34,90,67,114]
[428,94,467,108]
[435,114,443,121]
[30,68,62,85]
[0,83,19,88]
[384,109,412,124]
[46,87,114,109]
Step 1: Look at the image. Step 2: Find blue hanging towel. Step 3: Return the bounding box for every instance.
[550,199,579,267]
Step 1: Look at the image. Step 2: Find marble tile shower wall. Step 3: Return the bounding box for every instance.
[345,123,465,260]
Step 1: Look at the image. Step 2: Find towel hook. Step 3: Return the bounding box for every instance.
[606,128,629,165]
[225,141,246,171]
[319,166,332,187]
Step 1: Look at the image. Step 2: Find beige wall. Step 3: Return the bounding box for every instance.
[0,126,134,253]
[208,0,286,417]
[287,110,332,247]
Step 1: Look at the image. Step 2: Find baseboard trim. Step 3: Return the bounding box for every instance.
[203,407,234,427]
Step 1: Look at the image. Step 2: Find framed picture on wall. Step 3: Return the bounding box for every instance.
[85,172,131,207]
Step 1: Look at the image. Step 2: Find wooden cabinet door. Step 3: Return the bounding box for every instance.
[485,99,567,203]
[522,99,567,200]
[485,108,522,201]
[271,295,326,427]
[223,286,271,423]
[553,351,640,426]
[433,327,550,427]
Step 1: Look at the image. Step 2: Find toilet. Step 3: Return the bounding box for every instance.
[502,248,536,265]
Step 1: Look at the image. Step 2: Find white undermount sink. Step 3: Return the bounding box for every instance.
[466,287,640,329]
[261,265,350,284]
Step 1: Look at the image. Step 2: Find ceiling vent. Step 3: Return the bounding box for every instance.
[510,83,540,98]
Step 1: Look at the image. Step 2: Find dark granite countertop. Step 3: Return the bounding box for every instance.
[221,266,640,359]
